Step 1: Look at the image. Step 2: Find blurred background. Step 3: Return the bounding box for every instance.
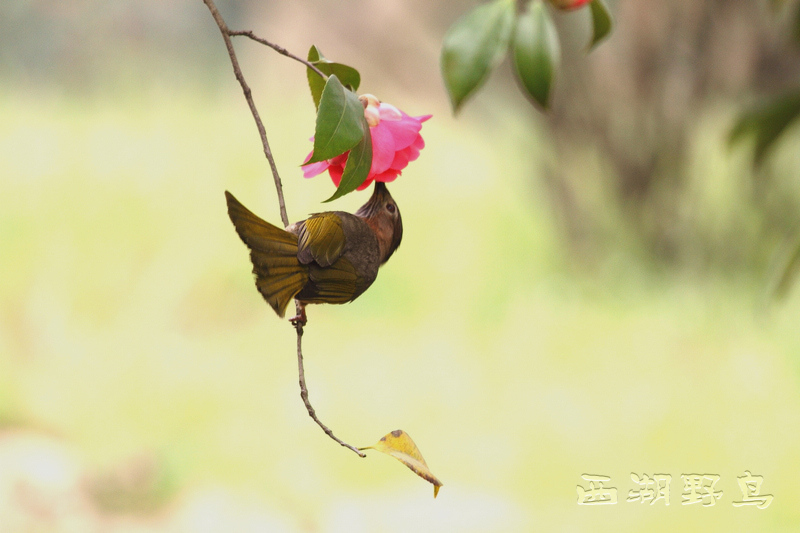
[2,0,800,531]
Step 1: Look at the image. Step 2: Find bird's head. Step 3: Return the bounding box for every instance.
[355,182,403,264]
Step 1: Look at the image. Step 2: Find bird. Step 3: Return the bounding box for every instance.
[225,182,403,325]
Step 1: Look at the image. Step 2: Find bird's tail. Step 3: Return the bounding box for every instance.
[225,191,308,318]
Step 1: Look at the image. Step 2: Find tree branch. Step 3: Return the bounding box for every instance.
[229,30,328,81]
[203,0,364,457]
[202,0,288,227]
[295,319,366,457]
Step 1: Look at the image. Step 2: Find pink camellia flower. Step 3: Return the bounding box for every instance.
[549,0,591,10]
[303,94,432,191]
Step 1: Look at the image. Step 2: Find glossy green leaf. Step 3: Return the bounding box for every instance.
[306,75,366,165]
[729,90,800,166]
[307,45,361,110]
[324,124,373,203]
[513,2,560,109]
[440,0,515,113]
[588,0,613,50]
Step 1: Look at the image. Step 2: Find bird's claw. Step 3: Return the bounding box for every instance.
[289,304,307,327]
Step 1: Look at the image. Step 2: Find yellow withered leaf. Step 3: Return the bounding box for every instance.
[361,429,443,498]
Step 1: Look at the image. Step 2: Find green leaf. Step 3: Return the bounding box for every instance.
[588,0,613,50]
[729,90,800,166]
[440,0,515,113]
[306,74,366,165]
[306,46,361,110]
[512,1,560,109]
[323,124,373,202]
[307,45,324,64]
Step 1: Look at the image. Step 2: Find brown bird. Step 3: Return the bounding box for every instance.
[225,182,402,324]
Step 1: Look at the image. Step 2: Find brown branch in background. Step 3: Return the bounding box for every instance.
[229,31,328,80]
[202,0,364,457]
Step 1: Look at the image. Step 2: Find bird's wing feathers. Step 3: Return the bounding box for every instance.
[296,213,346,268]
[302,258,360,304]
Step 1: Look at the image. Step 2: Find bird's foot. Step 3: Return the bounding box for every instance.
[289,304,307,327]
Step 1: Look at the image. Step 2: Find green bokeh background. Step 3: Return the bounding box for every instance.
[2,0,800,531]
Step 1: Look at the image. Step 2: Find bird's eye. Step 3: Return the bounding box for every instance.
[386,203,396,214]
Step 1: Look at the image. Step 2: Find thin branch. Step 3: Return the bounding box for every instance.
[295,319,366,457]
[203,0,364,458]
[202,0,289,227]
[229,30,328,81]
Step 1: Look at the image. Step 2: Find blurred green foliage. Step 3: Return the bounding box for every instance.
[544,0,800,274]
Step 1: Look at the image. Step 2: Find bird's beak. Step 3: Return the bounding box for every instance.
[356,181,392,218]
[373,181,390,199]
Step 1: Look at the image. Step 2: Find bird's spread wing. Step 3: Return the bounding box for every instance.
[296,212,346,268]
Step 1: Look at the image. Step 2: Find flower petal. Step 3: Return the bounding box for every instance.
[390,150,409,171]
[369,123,396,175]
[390,146,413,171]
[378,103,403,121]
[373,169,401,183]
[382,117,423,150]
[356,176,375,190]
[303,159,330,178]
[328,164,343,187]
[329,153,349,166]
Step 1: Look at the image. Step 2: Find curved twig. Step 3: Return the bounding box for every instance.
[295,320,366,457]
[203,0,364,457]
[202,0,288,227]
[229,30,328,81]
